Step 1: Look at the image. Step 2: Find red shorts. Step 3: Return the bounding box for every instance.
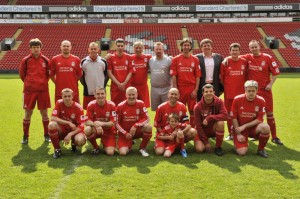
[132,83,150,108]
[258,89,273,112]
[58,125,85,140]
[23,91,51,110]
[83,95,95,110]
[178,85,196,111]
[117,126,143,149]
[155,138,179,154]
[55,94,80,104]
[95,129,116,148]
[233,125,259,149]
[110,89,126,106]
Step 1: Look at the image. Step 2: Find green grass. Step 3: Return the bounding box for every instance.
[0,73,300,198]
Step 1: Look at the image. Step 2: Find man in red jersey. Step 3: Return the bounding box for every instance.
[131,41,151,108]
[242,40,282,145]
[116,87,152,157]
[231,80,270,158]
[194,84,227,156]
[107,38,135,105]
[48,88,86,159]
[220,43,248,140]
[50,40,82,103]
[19,38,51,144]
[84,87,116,156]
[170,38,201,126]
[154,88,197,150]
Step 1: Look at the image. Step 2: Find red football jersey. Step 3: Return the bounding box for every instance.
[231,94,265,125]
[154,101,189,129]
[116,100,149,134]
[159,123,187,136]
[107,52,135,90]
[19,53,50,92]
[131,54,151,85]
[86,100,116,130]
[50,54,82,96]
[170,54,201,86]
[220,58,248,99]
[242,53,280,89]
[52,100,84,131]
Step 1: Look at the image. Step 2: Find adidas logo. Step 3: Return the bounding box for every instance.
[240,106,244,109]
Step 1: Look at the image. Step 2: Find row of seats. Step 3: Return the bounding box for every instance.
[1,24,299,70]
[15,0,83,5]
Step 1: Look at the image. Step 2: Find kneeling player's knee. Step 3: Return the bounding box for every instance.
[216,121,224,130]
[194,141,205,153]
[236,148,247,156]
[155,148,164,155]
[105,148,115,156]
[119,147,128,156]
[164,151,172,158]
[143,124,152,133]
[75,134,86,146]
[84,127,93,136]
[48,122,58,131]
[261,124,270,134]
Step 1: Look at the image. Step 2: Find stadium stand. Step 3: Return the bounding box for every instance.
[235,0,299,4]
[163,0,228,5]
[109,24,182,56]
[187,23,292,67]
[0,25,18,41]
[0,0,8,5]
[15,0,84,5]
[91,0,154,5]
[0,25,106,70]
[262,23,300,68]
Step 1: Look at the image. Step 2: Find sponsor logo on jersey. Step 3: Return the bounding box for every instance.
[71,113,75,119]
[136,109,140,114]
[255,106,259,112]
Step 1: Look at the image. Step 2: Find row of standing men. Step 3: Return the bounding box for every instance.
[19,37,283,158]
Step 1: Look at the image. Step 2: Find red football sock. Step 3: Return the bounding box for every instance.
[227,119,233,136]
[23,119,30,138]
[140,132,152,149]
[258,133,270,150]
[179,137,185,150]
[87,133,99,149]
[215,131,224,148]
[267,118,277,139]
[42,118,49,136]
[49,129,60,149]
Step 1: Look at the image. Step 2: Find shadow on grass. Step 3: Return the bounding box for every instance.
[204,140,300,179]
[11,142,50,173]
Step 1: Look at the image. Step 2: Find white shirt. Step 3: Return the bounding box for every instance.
[204,55,214,83]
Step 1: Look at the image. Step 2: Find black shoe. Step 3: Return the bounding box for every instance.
[272,138,283,145]
[215,147,224,156]
[44,135,51,143]
[53,149,61,159]
[91,148,100,155]
[71,143,77,153]
[21,136,28,144]
[257,149,268,158]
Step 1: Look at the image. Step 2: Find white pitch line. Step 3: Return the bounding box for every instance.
[49,157,82,199]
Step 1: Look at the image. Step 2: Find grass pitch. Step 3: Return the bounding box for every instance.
[0,73,299,199]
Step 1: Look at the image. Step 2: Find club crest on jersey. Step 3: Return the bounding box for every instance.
[255,106,259,112]
[136,109,140,114]
[42,63,46,68]
[71,114,76,119]
[106,112,110,117]
[71,62,75,67]
[261,61,265,66]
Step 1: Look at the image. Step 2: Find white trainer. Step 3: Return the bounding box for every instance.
[139,149,149,157]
